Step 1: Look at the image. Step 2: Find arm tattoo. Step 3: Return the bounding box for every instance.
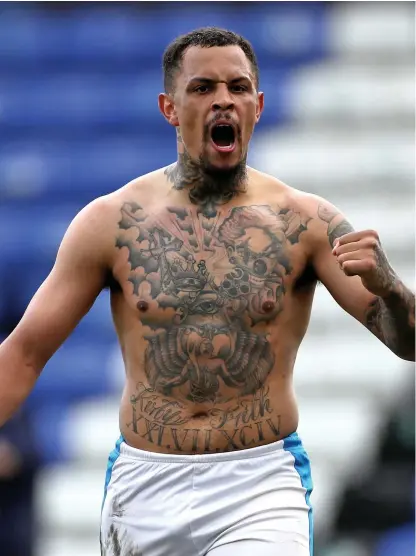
[318,203,414,360]
[366,281,415,360]
[371,241,396,293]
[317,203,355,247]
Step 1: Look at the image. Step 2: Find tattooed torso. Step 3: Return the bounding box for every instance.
[109,168,317,454]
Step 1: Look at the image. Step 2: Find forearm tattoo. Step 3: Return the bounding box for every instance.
[318,203,415,360]
[366,282,415,360]
[363,243,414,358]
[116,200,310,451]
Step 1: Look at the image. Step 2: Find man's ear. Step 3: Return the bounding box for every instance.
[255,91,264,123]
[158,93,179,127]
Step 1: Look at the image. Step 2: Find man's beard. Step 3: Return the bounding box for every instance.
[182,121,247,208]
[163,122,249,217]
[187,154,247,206]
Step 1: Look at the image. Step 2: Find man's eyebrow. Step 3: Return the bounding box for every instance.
[187,76,251,85]
[229,76,251,83]
[187,77,215,85]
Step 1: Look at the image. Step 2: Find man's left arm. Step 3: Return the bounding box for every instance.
[309,198,415,362]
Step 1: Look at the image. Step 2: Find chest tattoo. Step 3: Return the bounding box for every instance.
[116,201,309,404]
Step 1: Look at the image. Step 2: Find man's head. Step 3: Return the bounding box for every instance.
[159,27,264,180]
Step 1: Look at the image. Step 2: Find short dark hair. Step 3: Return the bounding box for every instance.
[163,27,259,93]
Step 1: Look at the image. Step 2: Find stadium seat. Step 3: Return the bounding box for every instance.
[27,337,117,407]
[0,3,328,68]
[0,137,176,201]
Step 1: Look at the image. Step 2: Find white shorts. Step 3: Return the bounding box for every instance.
[101,433,313,556]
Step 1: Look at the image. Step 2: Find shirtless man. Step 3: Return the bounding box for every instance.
[0,27,414,556]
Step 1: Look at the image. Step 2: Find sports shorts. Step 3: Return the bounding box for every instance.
[101,432,313,555]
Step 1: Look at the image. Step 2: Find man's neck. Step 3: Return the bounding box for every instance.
[164,134,247,218]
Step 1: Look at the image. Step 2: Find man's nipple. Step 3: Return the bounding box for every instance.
[262,300,276,313]
[137,300,149,312]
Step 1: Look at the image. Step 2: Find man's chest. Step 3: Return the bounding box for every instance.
[112,200,312,326]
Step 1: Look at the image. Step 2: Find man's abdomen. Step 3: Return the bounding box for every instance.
[119,378,298,455]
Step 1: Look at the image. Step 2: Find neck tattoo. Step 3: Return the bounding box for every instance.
[164,130,247,219]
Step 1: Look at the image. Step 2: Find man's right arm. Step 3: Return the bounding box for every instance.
[0,197,113,427]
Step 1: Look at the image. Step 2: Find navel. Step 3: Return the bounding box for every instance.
[193,412,210,420]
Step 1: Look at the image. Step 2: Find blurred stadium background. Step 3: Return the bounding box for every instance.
[0,1,414,556]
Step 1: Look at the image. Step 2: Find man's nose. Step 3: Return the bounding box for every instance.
[212,83,234,111]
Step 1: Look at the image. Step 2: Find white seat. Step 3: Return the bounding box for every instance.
[295,334,412,401]
[327,205,414,257]
[297,396,382,477]
[252,129,415,188]
[305,459,344,540]
[308,274,415,331]
[36,536,100,556]
[328,2,414,57]
[290,64,414,122]
[62,398,121,463]
[35,465,104,532]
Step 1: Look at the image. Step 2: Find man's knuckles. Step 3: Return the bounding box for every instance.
[341,258,376,276]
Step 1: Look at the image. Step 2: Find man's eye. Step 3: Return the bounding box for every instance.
[231,85,247,93]
[194,85,209,94]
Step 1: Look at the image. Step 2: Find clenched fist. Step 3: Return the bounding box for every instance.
[332,230,397,297]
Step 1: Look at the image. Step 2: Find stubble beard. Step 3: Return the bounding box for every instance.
[189,150,248,206]
[164,125,249,217]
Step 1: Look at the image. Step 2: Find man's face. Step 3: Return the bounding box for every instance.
[160,45,264,171]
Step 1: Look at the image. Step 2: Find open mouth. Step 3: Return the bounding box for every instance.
[211,124,236,153]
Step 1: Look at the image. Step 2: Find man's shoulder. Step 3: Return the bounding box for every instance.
[65,167,171,263]
[124,166,170,188]
[88,166,170,210]
[249,168,343,254]
[249,167,328,214]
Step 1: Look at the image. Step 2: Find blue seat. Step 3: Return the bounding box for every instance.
[1,207,120,342]
[28,337,117,407]
[0,264,9,319]
[227,2,327,64]
[0,6,201,67]
[0,72,165,128]
[30,403,70,463]
[375,523,415,556]
[0,3,327,66]
[0,203,75,315]
[0,136,177,201]
[0,204,77,262]
[5,265,117,343]
[0,64,291,133]
[6,262,54,316]
[73,290,117,344]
